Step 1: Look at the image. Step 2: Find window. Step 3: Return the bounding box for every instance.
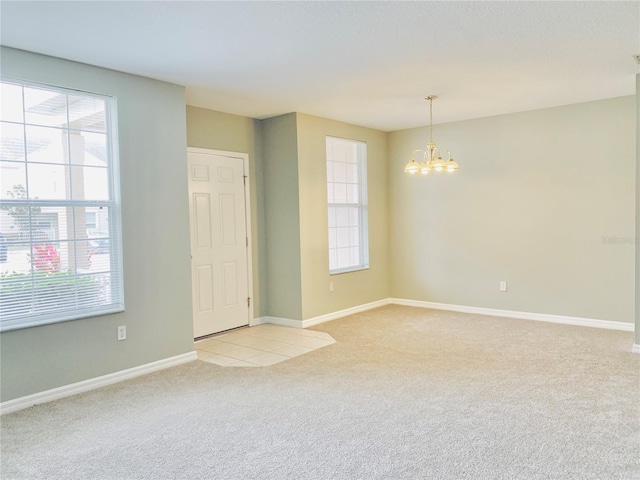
[326,136,369,274]
[0,79,124,331]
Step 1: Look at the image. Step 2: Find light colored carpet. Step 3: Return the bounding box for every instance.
[1,305,639,479]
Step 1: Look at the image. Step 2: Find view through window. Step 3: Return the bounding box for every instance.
[0,80,124,331]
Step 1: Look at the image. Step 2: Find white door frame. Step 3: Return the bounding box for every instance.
[187,147,256,328]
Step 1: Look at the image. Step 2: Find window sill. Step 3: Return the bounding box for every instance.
[0,305,125,333]
[329,265,370,276]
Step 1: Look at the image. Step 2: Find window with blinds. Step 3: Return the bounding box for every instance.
[326,136,369,274]
[0,80,124,331]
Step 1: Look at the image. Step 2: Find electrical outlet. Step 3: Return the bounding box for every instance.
[329,282,334,292]
[499,281,507,292]
[117,325,126,341]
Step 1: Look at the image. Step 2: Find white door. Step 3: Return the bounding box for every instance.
[188,150,249,337]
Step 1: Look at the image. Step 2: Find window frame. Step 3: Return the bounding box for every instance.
[0,78,125,332]
[326,136,369,275]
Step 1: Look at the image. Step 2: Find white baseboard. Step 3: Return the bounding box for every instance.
[257,298,391,329]
[0,351,198,416]
[257,298,634,333]
[302,299,391,328]
[390,298,634,332]
[258,315,303,328]
[632,344,640,354]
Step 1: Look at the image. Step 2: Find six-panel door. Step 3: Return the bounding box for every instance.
[188,151,249,337]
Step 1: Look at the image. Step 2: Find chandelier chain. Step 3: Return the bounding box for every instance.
[429,97,433,143]
[403,95,459,175]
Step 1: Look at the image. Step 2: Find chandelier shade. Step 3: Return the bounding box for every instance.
[404,96,459,176]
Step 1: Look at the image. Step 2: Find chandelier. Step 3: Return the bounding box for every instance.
[404,95,459,175]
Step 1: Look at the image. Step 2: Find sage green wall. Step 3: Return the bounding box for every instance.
[296,113,390,319]
[262,114,303,319]
[0,48,193,402]
[185,106,267,317]
[389,96,636,324]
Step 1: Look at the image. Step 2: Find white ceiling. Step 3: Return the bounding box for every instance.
[1,1,639,132]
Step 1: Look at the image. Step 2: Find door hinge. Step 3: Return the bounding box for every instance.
[243,175,247,186]
[247,297,251,308]
[246,237,249,247]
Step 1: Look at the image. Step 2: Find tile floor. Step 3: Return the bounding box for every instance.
[194,324,335,367]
